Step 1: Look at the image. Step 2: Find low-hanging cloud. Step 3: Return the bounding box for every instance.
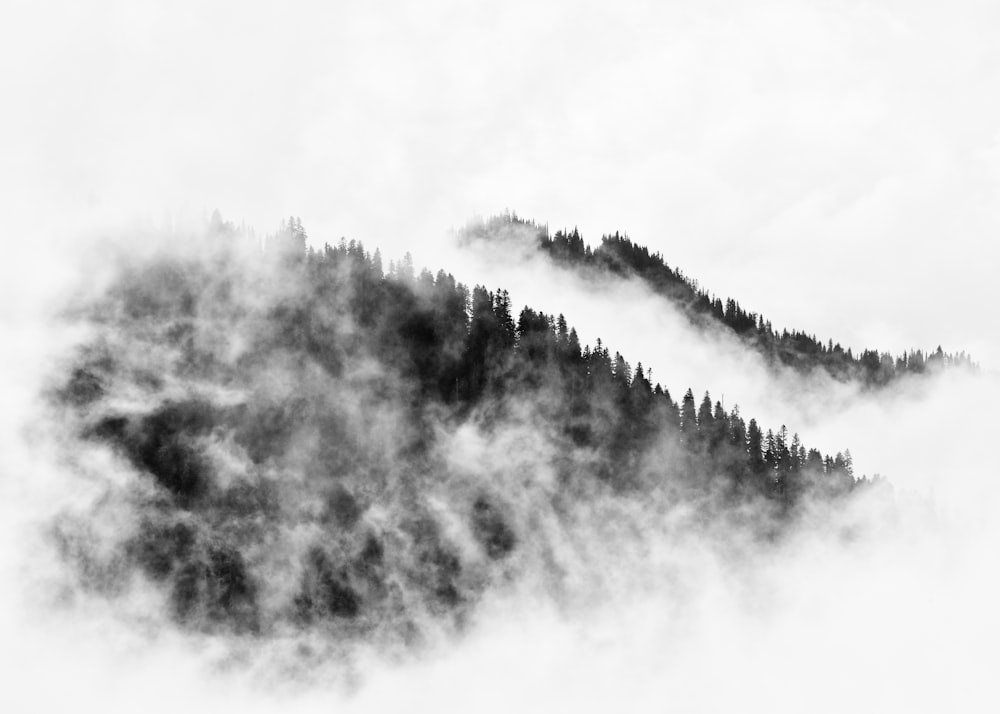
[1,215,997,714]
[448,216,986,492]
[2,0,999,709]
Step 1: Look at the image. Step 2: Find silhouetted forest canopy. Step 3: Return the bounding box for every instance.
[52,214,888,654]
[462,212,976,387]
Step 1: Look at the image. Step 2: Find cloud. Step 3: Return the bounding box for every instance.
[4,1,998,367]
[1,216,997,714]
[1,0,999,710]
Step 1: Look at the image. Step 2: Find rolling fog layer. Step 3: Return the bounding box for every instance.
[3,0,999,710]
[5,0,998,367]
[446,219,987,498]
[0,222,997,713]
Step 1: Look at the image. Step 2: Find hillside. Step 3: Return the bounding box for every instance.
[48,216,883,669]
[461,213,975,387]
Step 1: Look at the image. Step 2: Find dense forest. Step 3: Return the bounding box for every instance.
[462,212,975,387]
[50,215,885,665]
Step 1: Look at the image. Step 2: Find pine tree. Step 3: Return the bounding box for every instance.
[493,290,516,348]
[728,406,747,450]
[680,388,698,440]
[399,252,415,282]
[698,392,714,434]
[747,418,765,478]
[556,314,568,344]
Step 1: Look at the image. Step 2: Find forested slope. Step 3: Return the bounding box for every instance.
[462,213,975,387]
[49,216,883,666]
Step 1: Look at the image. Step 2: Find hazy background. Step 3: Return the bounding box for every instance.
[2,0,999,712]
[3,0,998,362]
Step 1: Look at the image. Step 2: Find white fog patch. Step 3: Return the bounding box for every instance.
[0,219,997,714]
[346,489,996,714]
[448,224,985,491]
[2,0,998,708]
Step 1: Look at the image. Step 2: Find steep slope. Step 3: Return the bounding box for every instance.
[461,213,975,387]
[45,216,884,673]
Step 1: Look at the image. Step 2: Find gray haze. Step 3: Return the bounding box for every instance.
[5,221,997,714]
[3,0,999,363]
[2,0,1000,712]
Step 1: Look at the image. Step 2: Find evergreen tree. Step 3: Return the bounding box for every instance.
[747,418,765,481]
[697,392,714,436]
[680,388,698,440]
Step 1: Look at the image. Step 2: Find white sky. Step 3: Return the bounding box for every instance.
[3,0,998,364]
[3,3,1000,711]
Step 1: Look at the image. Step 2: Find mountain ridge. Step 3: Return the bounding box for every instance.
[460,211,976,388]
[45,215,893,671]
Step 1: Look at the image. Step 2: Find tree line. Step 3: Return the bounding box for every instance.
[272,217,867,506]
[463,212,975,387]
[54,214,884,643]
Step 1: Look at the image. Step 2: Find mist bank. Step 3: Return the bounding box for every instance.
[1,216,995,713]
[459,213,975,382]
[446,215,986,495]
[15,218,877,658]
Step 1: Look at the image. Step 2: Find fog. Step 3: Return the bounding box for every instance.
[3,0,999,360]
[3,0,1000,711]
[447,221,986,499]
[0,219,996,714]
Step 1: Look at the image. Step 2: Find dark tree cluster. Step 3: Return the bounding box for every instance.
[302,232,858,500]
[466,212,976,387]
[53,214,882,651]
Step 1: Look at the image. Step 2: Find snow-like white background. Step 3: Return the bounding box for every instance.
[1,1,999,712]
